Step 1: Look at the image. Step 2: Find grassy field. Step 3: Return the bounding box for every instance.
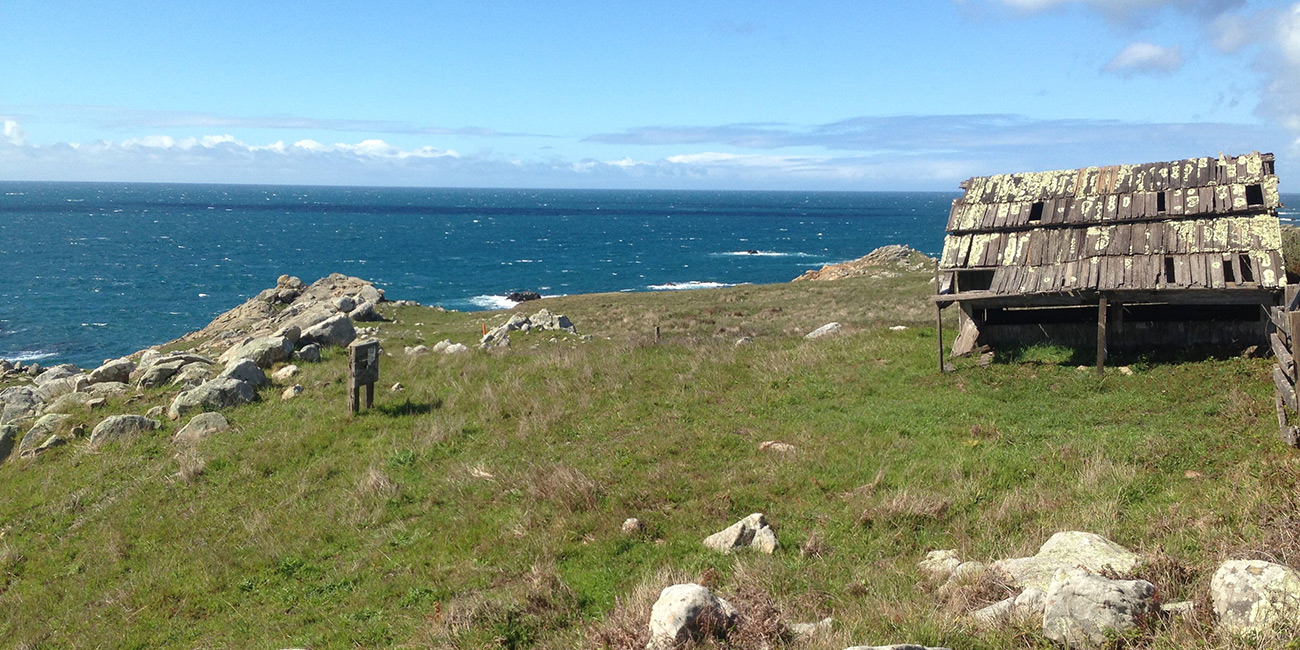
[1,269,1297,649]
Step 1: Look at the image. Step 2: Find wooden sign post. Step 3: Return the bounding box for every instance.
[349,339,380,413]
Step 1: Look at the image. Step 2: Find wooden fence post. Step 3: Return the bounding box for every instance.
[1096,296,1108,377]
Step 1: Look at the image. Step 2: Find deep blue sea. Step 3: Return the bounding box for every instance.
[4,182,1295,368]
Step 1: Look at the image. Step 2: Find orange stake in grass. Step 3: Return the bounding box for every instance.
[482,323,487,335]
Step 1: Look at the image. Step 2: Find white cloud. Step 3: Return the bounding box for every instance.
[3,119,28,146]
[1103,42,1183,75]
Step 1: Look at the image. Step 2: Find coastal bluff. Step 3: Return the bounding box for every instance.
[792,244,935,282]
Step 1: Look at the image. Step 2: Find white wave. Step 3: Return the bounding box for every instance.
[648,281,736,291]
[468,295,518,310]
[714,250,813,258]
[4,350,57,362]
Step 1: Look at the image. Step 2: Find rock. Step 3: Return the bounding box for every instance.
[86,382,130,397]
[888,325,908,331]
[390,382,404,392]
[33,364,79,386]
[703,513,778,554]
[0,424,18,464]
[168,377,258,420]
[172,412,230,445]
[41,391,95,414]
[281,384,304,401]
[1,386,40,424]
[219,359,269,388]
[272,365,300,383]
[992,531,1141,591]
[918,550,962,582]
[968,586,1046,628]
[938,561,989,596]
[735,336,753,346]
[405,345,430,356]
[787,617,834,640]
[758,440,796,453]
[444,343,469,354]
[622,518,644,534]
[87,357,134,385]
[646,583,737,649]
[274,324,301,344]
[1042,572,1155,649]
[332,295,356,313]
[294,344,322,363]
[805,322,843,340]
[1118,366,1134,376]
[220,335,294,368]
[87,397,106,409]
[32,434,66,454]
[34,374,87,403]
[349,300,381,322]
[169,363,213,389]
[21,413,71,452]
[1211,559,1300,636]
[301,313,356,348]
[135,359,187,388]
[89,415,161,445]
[432,340,451,353]
[843,645,952,650]
[530,309,576,333]
[1160,600,1195,620]
[356,283,384,305]
[507,291,542,302]
[145,405,166,420]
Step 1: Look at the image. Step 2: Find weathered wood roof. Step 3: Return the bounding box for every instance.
[939,152,1285,298]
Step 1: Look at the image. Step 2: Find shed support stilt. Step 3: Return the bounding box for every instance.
[1096,296,1108,377]
[936,304,945,373]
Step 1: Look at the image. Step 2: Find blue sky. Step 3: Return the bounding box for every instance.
[3,0,1299,190]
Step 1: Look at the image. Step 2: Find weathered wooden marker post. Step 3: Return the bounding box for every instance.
[348,339,380,413]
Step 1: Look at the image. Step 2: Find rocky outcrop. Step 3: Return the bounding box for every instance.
[219,335,295,369]
[1211,559,1300,636]
[646,583,737,649]
[168,377,258,421]
[219,359,269,388]
[804,322,843,340]
[0,386,39,424]
[87,357,134,385]
[1042,572,1155,649]
[991,531,1141,591]
[481,309,578,348]
[20,413,71,454]
[172,412,230,446]
[792,245,935,282]
[703,513,778,554]
[89,415,161,446]
[300,314,357,348]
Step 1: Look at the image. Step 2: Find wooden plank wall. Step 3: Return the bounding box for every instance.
[1269,297,1300,447]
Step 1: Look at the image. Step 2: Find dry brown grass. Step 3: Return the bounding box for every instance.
[525,462,600,513]
[860,489,953,527]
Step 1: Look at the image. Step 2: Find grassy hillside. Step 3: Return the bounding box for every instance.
[0,270,1296,649]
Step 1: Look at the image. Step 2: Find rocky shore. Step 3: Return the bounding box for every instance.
[0,273,414,461]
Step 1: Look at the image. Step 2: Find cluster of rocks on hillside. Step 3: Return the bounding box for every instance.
[918,530,1300,648]
[480,308,584,349]
[0,274,393,464]
[792,244,935,282]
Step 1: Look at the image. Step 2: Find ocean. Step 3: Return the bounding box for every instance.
[2,182,1295,368]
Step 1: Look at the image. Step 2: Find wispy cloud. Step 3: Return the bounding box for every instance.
[1103,42,1183,75]
[4,105,548,138]
[962,0,1245,24]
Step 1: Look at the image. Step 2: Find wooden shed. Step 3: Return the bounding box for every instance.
[934,152,1286,368]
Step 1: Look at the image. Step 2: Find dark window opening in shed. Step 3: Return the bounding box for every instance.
[1156,192,1167,213]
[957,269,995,292]
[1224,257,1236,283]
[1028,202,1044,223]
[1164,256,1176,283]
[1246,184,1265,207]
[1239,255,1255,282]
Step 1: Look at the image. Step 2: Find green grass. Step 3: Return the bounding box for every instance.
[0,272,1296,648]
